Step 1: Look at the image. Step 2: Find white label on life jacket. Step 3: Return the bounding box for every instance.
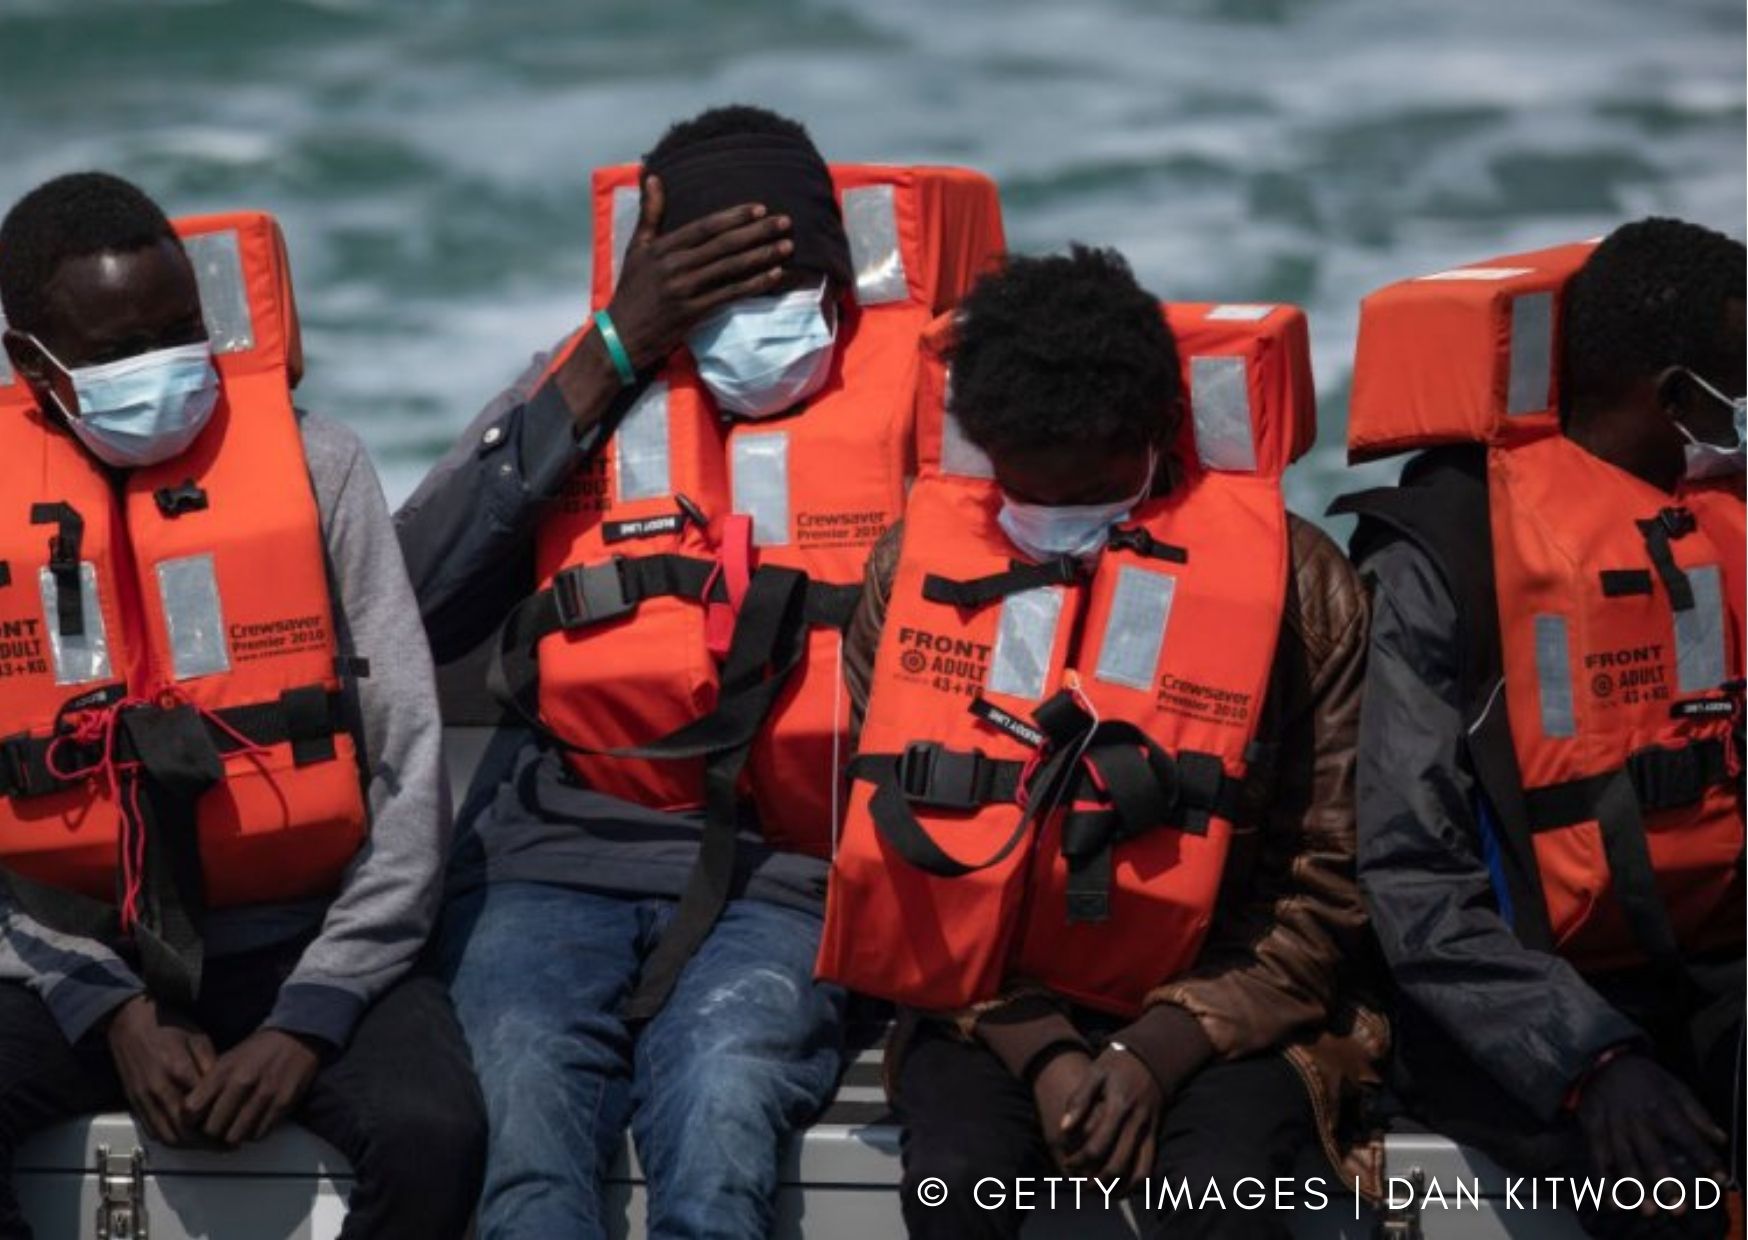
[843,184,908,307]
[988,586,1065,702]
[1674,565,1727,694]
[615,381,672,503]
[731,432,791,546]
[184,230,256,356]
[1095,566,1177,692]
[38,563,111,686]
[1532,613,1576,740]
[1414,267,1534,282]
[1506,292,1554,416]
[158,553,231,681]
[1189,356,1257,473]
[1206,304,1276,322]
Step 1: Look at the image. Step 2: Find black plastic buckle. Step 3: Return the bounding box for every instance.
[1107,526,1188,564]
[1658,506,1696,539]
[552,560,633,630]
[896,742,988,811]
[154,480,209,518]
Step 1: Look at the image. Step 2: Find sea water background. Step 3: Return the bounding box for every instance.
[1,0,1742,521]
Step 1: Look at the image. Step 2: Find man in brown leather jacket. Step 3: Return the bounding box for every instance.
[841,247,1387,1238]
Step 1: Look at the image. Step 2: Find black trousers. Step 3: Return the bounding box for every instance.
[895,1021,1319,1240]
[1395,954,1743,1240]
[0,938,487,1240]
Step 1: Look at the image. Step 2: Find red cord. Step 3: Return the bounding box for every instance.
[42,689,268,933]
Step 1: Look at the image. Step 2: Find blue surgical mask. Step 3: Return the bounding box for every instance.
[1677,369,1746,482]
[688,280,837,419]
[998,450,1157,563]
[29,335,220,468]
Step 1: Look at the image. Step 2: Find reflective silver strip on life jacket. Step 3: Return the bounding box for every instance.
[609,185,641,290]
[39,564,111,686]
[0,303,12,385]
[987,586,1065,702]
[184,230,256,356]
[843,184,908,307]
[1189,355,1257,473]
[158,554,231,681]
[614,380,672,502]
[940,403,994,480]
[1094,566,1177,692]
[1506,291,1554,416]
[1674,564,1727,693]
[1533,613,1576,739]
[731,432,791,546]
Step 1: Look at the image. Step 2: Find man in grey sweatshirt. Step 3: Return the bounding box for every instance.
[0,173,484,1240]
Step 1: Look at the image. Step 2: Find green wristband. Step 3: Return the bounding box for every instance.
[592,309,637,387]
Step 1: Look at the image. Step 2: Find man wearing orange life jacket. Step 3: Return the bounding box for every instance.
[1337,219,1744,1239]
[822,248,1386,1239]
[394,106,1004,1238]
[0,173,485,1240]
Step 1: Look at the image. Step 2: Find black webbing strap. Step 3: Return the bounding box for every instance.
[0,690,348,801]
[1523,741,1734,987]
[847,746,1027,813]
[1522,739,1732,832]
[804,581,861,630]
[30,502,84,639]
[1635,508,1697,612]
[620,566,812,1023]
[922,556,1082,610]
[1059,729,1238,923]
[1591,768,1687,981]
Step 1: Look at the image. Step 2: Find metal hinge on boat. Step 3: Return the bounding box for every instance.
[1376,1165,1424,1240]
[94,1143,148,1239]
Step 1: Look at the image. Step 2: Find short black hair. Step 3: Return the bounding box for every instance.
[643,105,820,167]
[0,172,178,338]
[946,245,1179,459]
[1563,216,1746,424]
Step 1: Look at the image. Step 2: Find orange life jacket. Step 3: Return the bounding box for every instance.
[519,165,1004,858]
[1338,243,1745,973]
[0,213,365,930]
[817,301,1316,1015]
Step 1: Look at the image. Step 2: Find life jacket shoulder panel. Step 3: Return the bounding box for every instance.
[529,165,1005,854]
[0,212,365,911]
[819,301,1304,1015]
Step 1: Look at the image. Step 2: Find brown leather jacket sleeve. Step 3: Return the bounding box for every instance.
[844,521,903,744]
[1139,514,1370,1058]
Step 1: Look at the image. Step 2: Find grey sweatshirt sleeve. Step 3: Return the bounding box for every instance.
[0,903,143,1045]
[1354,538,1641,1120]
[261,413,451,1049]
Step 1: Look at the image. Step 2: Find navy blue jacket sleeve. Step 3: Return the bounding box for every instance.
[393,347,612,663]
[1354,538,1642,1120]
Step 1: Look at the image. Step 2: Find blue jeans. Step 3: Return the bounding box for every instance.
[436,882,847,1240]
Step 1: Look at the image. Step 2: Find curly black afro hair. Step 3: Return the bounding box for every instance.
[643,104,820,166]
[1563,216,1745,426]
[0,172,179,337]
[946,245,1179,460]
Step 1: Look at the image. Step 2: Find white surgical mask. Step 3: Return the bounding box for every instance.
[1677,369,1746,482]
[29,334,220,468]
[688,279,837,419]
[998,450,1156,562]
